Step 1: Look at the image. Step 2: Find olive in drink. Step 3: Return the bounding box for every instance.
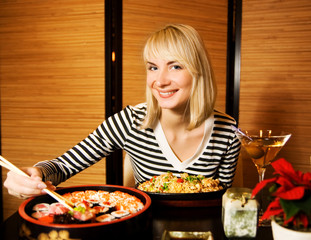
[243,137,287,170]
[234,129,291,182]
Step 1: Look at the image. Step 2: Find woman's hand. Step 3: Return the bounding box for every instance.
[3,167,56,199]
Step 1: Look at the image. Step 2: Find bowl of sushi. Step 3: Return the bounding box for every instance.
[18,184,152,240]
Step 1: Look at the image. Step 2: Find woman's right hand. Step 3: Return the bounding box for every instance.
[3,167,56,199]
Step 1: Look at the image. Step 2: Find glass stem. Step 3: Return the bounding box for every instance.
[257,167,267,223]
[258,167,266,183]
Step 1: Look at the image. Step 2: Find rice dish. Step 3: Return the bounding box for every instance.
[137,172,223,193]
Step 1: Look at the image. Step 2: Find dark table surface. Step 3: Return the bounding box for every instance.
[1,203,272,240]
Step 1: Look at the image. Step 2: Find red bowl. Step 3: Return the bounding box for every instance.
[18,184,152,240]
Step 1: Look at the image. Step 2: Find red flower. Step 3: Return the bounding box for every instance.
[251,158,311,229]
[251,177,276,198]
[261,198,283,220]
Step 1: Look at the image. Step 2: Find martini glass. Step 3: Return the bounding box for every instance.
[233,128,291,226]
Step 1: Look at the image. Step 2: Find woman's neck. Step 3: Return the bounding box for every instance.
[160,109,189,131]
[159,109,205,162]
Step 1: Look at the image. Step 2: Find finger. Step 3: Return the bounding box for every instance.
[22,167,43,179]
[5,171,46,196]
[45,181,56,190]
[8,190,30,199]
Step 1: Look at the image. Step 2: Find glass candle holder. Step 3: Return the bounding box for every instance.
[222,187,259,238]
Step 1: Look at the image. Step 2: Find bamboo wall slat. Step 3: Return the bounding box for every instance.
[240,0,311,187]
[0,0,106,220]
[123,0,228,112]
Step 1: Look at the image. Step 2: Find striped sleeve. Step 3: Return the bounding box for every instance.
[34,106,138,185]
[211,112,241,187]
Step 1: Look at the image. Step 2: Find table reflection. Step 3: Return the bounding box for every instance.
[1,204,272,240]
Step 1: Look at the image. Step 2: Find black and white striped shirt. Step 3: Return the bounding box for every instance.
[35,103,241,187]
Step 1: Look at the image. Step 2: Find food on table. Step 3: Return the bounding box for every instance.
[31,210,49,219]
[32,203,50,211]
[31,190,144,224]
[96,214,115,223]
[111,210,130,218]
[137,172,223,193]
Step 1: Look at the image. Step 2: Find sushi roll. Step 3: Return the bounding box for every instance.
[32,203,50,212]
[62,192,74,202]
[95,214,115,223]
[99,201,116,208]
[73,209,95,222]
[84,190,100,203]
[71,191,86,202]
[49,203,70,215]
[92,206,109,215]
[111,210,130,218]
[31,210,49,219]
[75,200,93,209]
[119,200,144,213]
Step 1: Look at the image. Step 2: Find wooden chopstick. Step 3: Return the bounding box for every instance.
[0,155,74,211]
[43,188,74,211]
[0,155,29,177]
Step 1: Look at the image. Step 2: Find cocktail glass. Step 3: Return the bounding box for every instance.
[233,128,291,226]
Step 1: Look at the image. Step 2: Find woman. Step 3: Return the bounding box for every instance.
[4,24,240,199]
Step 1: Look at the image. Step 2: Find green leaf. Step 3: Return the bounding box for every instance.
[280,195,311,220]
[280,199,300,219]
[269,183,279,194]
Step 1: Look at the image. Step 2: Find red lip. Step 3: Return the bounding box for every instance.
[157,89,177,98]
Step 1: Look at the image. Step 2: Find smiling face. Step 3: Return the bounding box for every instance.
[141,24,217,130]
[146,58,193,113]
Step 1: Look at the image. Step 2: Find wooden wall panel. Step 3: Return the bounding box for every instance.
[240,0,311,188]
[0,0,106,220]
[123,0,229,112]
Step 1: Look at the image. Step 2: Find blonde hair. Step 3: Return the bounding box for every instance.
[142,24,217,130]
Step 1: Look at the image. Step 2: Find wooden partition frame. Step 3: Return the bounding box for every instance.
[105,0,123,185]
[226,0,242,124]
[0,114,2,221]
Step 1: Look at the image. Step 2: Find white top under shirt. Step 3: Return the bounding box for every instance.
[154,113,214,172]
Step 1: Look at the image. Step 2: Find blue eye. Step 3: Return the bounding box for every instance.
[172,65,182,70]
[147,65,158,71]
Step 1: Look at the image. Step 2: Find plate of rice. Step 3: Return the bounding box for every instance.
[137,172,226,204]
